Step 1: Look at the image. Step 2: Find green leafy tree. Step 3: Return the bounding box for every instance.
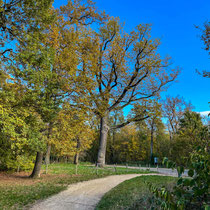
[0,0,54,59]
[9,0,106,177]
[170,111,209,165]
[0,73,45,171]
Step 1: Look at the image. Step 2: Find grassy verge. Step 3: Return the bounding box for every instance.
[96,175,177,210]
[0,163,153,210]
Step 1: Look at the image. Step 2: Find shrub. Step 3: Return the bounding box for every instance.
[147,146,210,209]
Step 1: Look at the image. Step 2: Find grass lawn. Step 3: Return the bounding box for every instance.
[0,163,153,210]
[96,175,177,210]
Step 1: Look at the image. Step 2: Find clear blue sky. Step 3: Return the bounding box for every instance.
[54,0,210,114]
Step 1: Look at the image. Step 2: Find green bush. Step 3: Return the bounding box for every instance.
[0,153,35,171]
[147,146,210,209]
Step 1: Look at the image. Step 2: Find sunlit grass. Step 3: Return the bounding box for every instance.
[96,175,177,210]
[42,163,152,176]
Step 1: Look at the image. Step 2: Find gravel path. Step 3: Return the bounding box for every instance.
[109,165,189,177]
[30,173,161,210]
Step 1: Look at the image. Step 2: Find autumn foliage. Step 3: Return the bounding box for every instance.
[0,0,209,182]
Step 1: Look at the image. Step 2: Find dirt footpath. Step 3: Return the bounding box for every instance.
[30,173,160,210]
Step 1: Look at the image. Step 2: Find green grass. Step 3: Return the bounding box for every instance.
[96,175,177,210]
[0,163,153,210]
[0,182,66,210]
[43,163,154,176]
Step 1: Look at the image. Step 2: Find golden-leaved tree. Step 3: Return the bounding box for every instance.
[51,103,95,164]
[74,18,180,166]
[162,95,193,141]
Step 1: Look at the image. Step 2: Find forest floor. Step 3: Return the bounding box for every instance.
[0,163,152,209]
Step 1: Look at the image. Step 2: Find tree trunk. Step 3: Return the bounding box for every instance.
[110,129,116,164]
[45,144,51,165]
[45,122,53,165]
[74,153,79,165]
[97,114,109,167]
[150,124,154,164]
[30,152,43,178]
[74,137,81,165]
[110,111,117,164]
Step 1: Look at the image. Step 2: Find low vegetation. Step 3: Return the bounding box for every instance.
[148,146,209,209]
[96,175,177,210]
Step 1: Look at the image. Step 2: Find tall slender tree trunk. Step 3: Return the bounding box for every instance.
[110,129,116,164]
[168,126,173,157]
[30,152,43,178]
[97,113,109,167]
[45,122,53,165]
[74,153,79,165]
[45,145,51,165]
[150,124,154,164]
[74,137,81,165]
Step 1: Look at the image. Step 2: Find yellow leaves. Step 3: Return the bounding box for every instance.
[51,105,95,156]
[108,124,148,161]
[0,104,4,115]
[48,25,60,49]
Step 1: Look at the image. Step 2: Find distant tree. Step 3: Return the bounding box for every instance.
[107,124,148,163]
[147,115,164,164]
[196,21,210,78]
[155,123,170,162]
[133,100,163,164]
[178,111,209,143]
[162,95,193,140]
[171,111,209,165]
[107,110,124,164]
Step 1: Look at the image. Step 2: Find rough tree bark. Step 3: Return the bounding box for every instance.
[97,114,109,167]
[30,152,43,178]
